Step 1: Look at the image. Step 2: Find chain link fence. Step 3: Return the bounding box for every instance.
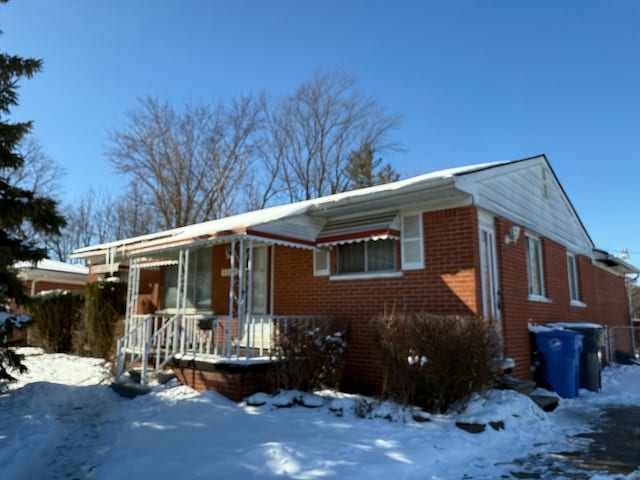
[606,325,639,364]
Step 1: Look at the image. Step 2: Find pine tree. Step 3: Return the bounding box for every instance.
[0,0,66,381]
[345,142,400,189]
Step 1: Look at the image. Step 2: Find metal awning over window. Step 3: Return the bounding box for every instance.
[316,212,400,246]
[130,258,179,269]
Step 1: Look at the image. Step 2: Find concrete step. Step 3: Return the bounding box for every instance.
[127,369,176,385]
[497,375,537,395]
[528,393,559,412]
[110,380,151,399]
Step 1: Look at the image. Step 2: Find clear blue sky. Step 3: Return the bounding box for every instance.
[3,1,640,259]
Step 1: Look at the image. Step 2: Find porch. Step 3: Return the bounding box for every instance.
[114,235,326,392]
[116,313,320,378]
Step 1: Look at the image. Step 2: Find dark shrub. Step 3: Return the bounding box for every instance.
[73,281,127,361]
[270,317,348,391]
[376,312,502,413]
[27,291,84,353]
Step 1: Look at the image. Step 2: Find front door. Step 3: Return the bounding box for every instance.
[479,222,501,322]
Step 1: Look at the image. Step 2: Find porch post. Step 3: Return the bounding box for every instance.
[125,258,141,335]
[235,238,246,359]
[227,238,237,358]
[177,248,190,353]
[245,239,254,359]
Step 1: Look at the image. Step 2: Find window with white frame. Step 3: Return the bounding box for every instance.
[401,213,424,270]
[336,239,396,274]
[163,247,212,310]
[313,249,330,276]
[566,253,580,302]
[526,235,545,298]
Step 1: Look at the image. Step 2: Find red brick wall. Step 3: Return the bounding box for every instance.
[172,360,273,402]
[273,206,480,392]
[495,217,631,378]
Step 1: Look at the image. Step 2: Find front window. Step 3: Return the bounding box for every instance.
[526,235,545,297]
[337,239,395,274]
[163,247,212,310]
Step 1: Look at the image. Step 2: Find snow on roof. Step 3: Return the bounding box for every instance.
[14,259,88,275]
[72,159,513,257]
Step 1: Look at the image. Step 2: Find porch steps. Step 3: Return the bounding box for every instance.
[111,369,176,399]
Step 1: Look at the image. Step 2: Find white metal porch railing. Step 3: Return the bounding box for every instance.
[114,313,326,386]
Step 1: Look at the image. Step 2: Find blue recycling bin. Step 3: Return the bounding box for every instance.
[534,329,583,398]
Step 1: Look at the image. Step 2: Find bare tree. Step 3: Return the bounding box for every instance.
[49,185,161,262]
[6,136,65,195]
[261,72,401,203]
[107,96,264,230]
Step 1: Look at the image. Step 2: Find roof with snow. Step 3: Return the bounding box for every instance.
[71,159,508,259]
[70,154,636,273]
[15,259,89,275]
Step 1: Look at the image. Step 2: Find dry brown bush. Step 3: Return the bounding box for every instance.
[376,312,503,413]
[269,317,348,391]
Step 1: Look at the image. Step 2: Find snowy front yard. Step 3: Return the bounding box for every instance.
[1,351,639,479]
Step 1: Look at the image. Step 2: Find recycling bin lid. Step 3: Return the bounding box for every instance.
[546,322,603,330]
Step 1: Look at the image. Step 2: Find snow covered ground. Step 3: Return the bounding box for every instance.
[1,350,639,480]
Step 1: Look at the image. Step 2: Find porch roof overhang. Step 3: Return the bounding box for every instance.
[127,230,316,258]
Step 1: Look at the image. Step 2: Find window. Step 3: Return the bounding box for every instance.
[313,249,330,276]
[401,213,424,270]
[526,235,545,298]
[163,247,212,310]
[337,239,395,274]
[567,253,580,302]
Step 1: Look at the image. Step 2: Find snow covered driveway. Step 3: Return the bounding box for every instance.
[1,351,639,479]
[0,353,121,479]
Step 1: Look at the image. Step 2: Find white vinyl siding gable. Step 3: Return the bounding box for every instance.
[526,234,546,299]
[401,213,424,270]
[454,159,593,256]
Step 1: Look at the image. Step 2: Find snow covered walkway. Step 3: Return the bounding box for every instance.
[1,351,639,479]
[0,353,120,479]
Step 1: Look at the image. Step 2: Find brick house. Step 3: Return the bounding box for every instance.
[7,259,88,344]
[71,154,638,399]
[16,259,88,296]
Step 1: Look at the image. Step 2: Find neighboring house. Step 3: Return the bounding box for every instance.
[15,259,89,296]
[71,155,638,399]
[7,259,88,344]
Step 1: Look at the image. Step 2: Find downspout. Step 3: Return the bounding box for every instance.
[626,273,639,357]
